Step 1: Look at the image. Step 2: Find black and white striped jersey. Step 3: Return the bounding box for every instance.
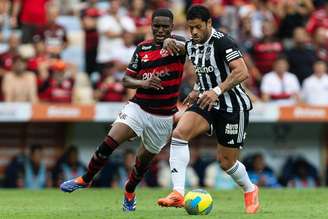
[186,28,252,112]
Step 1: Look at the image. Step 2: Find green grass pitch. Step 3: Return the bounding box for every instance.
[0,188,327,219]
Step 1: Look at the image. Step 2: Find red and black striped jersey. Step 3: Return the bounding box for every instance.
[126,38,185,116]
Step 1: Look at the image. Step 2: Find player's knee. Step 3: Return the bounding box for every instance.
[172,128,190,141]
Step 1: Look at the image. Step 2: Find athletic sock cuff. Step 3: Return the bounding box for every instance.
[226,161,240,175]
[104,135,119,150]
[171,137,188,145]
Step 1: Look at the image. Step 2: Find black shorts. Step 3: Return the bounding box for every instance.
[187,103,249,148]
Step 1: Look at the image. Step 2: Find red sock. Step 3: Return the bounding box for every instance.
[82,136,118,183]
[125,157,150,193]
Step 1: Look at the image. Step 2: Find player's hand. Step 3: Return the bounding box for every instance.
[197,90,219,111]
[183,90,199,106]
[142,75,164,90]
[163,38,184,56]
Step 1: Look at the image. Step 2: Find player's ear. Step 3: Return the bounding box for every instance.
[206,19,212,29]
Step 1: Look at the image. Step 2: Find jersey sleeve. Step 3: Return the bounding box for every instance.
[215,34,243,63]
[126,46,141,77]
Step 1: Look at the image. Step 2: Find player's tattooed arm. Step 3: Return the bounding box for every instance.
[122,75,163,90]
[219,58,249,93]
[197,58,249,111]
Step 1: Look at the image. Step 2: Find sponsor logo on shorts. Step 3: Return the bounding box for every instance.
[227,139,235,144]
[225,123,238,135]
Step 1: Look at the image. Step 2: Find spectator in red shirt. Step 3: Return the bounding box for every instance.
[38,59,76,103]
[80,0,102,76]
[27,37,49,74]
[306,1,328,35]
[94,62,127,102]
[35,5,68,58]
[251,20,283,76]
[0,34,20,74]
[11,0,51,44]
[129,0,151,43]
[0,34,20,100]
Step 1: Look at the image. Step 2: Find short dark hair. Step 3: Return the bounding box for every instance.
[152,8,174,21]
[314,60,327,66]
[66,145,78,155]
[187,5,211,22]
[274,54,288,63]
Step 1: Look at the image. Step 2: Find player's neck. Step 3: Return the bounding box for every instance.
[200,28,213,45]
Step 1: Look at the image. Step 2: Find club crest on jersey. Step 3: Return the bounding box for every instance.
[141,54,149,62]
[160,49,169,57]
[205,47,212,60]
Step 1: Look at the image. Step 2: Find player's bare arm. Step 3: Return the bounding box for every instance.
[163,38,186,56]
[182,60,198,106]
[122,74,164,90]
[198,58,249,111]
[219,58,249,93]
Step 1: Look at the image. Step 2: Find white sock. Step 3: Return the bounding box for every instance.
[226,160,255,193]
[169,137,190,196]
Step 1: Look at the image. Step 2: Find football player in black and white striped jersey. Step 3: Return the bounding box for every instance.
[157,5,260,214]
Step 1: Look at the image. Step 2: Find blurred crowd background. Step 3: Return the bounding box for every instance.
[0,0,327,190]
[3,143,321,189]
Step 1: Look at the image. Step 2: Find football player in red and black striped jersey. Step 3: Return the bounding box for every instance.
[60,8,186,212]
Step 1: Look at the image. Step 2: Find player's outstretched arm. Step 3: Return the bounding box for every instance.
[122,75,164,90]
[163,38,186,56]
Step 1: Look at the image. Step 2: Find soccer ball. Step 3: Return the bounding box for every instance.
[184,189,213,215]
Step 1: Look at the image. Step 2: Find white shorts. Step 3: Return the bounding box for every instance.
[113,102,173,154]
